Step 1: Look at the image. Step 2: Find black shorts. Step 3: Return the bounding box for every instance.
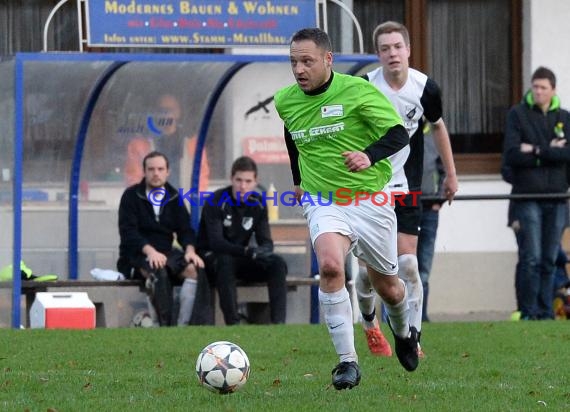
[123,249,188,285]
[394,193,421,236]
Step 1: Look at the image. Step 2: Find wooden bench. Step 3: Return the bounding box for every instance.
[3,276,320,327]
[213,276,319,325]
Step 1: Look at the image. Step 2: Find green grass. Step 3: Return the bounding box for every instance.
[1,322,569,411]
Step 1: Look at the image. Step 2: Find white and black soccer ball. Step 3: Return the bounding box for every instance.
[195,341,250,394]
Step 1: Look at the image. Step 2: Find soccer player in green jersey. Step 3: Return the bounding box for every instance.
[274,28,419,390]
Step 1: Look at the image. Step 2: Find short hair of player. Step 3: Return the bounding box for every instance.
[372,21,410,52]
[231,156,257,177]
[290,27,332,52]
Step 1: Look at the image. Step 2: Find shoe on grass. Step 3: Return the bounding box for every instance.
[331,361,361,390]
[388,322,419,372]
[364,324,392,357]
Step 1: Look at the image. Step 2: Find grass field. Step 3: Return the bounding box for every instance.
[1,321,569,411]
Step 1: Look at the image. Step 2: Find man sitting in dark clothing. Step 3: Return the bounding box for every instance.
[117,151,206,326]
[198,156,288,325]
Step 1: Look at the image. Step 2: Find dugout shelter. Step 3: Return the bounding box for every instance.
[0,52,377,328]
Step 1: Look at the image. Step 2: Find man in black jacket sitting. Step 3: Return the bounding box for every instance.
[117,151,205,326]
[198,156,287,325]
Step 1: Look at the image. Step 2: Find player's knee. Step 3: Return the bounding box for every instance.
[377,277,405,305]
[318,256,344,279]
[398,254,419,282]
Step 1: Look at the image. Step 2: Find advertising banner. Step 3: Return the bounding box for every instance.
[86,0,317,48]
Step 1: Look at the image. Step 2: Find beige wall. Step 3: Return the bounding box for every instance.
[524,0,570,104]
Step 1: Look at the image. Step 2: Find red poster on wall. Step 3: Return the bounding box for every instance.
[242,137,289,164]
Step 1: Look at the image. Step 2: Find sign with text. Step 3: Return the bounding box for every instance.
[86,0,317,48]
[242,137,290,164]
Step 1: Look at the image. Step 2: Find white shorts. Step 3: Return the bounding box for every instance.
[301,194,398,275]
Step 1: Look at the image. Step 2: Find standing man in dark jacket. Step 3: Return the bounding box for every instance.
[197,156,287,325]
[117,151,205,326]
[503,66,570,320]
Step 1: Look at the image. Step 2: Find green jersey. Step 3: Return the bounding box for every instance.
[274,72,403,202]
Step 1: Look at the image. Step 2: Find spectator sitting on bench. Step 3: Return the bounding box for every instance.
[117,151,205,326]
[197,156,288,325]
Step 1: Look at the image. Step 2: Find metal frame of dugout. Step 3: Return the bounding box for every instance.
[4,52,378,328]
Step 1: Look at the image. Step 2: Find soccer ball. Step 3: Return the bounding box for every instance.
[195,341,250,394]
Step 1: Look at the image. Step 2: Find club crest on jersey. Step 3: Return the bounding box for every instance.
[242,217,253,231]
[405,105,417,119]
[321,105,343,118]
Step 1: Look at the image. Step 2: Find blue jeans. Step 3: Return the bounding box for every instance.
[512,230,522,311]
[513,200,567,319]
[417,206,440,321]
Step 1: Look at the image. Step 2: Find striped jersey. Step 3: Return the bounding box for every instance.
[366,67,443,191]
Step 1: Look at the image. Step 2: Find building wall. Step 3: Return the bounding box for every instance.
[524,0,570,104]
[424,0,570,319]
[422,177,518,319]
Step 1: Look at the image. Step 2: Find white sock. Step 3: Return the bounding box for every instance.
[398,254,423,332]
[319,287,357,363]
[384,278,409,338]
[177,278,197,326]
[355,270,376,329]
